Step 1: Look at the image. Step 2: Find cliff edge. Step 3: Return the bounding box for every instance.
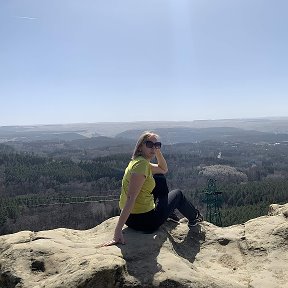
[0,203,287,288]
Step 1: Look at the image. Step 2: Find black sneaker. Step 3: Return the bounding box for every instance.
[188,210,204,227]
[167,212,180,223]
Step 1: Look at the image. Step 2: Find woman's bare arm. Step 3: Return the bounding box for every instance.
[150,149,168,174]
[101,173,145,246]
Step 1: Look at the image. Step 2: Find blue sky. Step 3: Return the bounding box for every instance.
[1,0,287,126]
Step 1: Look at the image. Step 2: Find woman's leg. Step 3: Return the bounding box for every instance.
[126,210,160,232]
[153,189,199,229]
[125,190,200,232]
[152,173,169,202]
[152,174,179,220]
[126,174,201,232]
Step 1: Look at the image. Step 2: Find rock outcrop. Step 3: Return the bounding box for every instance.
[0,203,287,288]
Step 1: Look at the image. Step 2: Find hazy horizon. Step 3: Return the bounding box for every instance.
[1,116,288,128]
[1,0,288,126]
[1,116,288,130]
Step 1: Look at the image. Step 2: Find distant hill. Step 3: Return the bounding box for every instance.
[1,117,288,142]
[0,125,99,142]
[67,136,131,149]
[116,127,288,144]
[0,131,89,142]
[4,136,133,157]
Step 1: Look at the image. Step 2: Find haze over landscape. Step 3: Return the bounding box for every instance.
[1,0,288,126]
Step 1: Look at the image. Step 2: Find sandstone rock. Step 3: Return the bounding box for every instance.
[0,203,287,288]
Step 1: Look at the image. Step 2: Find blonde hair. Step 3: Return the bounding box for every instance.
[131,131,159,159]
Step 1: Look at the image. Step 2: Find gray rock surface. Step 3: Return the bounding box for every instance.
[0,203,287,288]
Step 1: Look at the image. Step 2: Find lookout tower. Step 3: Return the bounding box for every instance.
[202,178,223,226]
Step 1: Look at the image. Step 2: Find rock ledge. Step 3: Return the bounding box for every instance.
[0,203,288,288]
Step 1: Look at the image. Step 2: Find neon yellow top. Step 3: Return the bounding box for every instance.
[119,156,156,214]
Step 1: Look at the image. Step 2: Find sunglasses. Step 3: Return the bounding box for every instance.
[144,141,162,149]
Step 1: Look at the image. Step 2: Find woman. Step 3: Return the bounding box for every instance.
[104,131,202,246]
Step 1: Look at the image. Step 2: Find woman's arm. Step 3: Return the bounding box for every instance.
[150,149,168,174]
[102,173,145,246]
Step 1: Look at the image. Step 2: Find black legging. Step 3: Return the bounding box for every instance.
[125,174,198,232]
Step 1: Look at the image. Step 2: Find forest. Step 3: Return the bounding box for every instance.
[1,137,288,235]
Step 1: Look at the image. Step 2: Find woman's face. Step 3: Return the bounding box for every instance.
[140,135,159,160]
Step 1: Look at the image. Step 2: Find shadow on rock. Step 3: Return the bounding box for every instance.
[118,226,168,287]
[165,223,205,264]
[118,223,204,287]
